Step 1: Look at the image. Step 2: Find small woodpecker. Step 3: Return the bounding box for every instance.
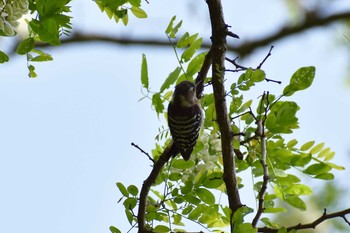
[167,81,203,160]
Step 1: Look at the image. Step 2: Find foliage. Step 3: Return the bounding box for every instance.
[0,0,147,77]
[112,17,345,233]
[93,0,147,25]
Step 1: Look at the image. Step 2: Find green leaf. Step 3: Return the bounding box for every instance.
[196,188,215,205]
[264,207,286,213]
[303,163,331,175]
[125,209,133,224]
[310,142,325,155]
[172,159,195,169]
[0,51,9,63]
[284,184,312,196]
[123,197,137,209]
[116,182,129,197]
[121,12,129,25]
[235,223,257,233]
[315,173,334,180]
[165,16,176,34]
[16,37,34,55]
[287,139,298,148]
[325,162,345,170]
[251,69,266,82]
[130,6,147,18]
[202,172,223,189]
[181,38,202,62]
[283,66,315,96]
[300,140,315,151]
[186,52,206,76]
[31,54,53,62]
[129,0,141,7]
[141,54,148,89]
[285,195,306,210]
[160,67,181,93]
[188,205,205,220]
[154,225,170,233]
[109,226,121,233]
[127,185,139,196]
[28,65,37,78]
[152,92,164,113]
[266,101,299,133]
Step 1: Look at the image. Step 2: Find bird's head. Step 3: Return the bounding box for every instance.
[172,81,198,108]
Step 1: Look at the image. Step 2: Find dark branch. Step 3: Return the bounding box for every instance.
[206,0,242,232]
[195,48,212,98]
[258,208,350,232]
[21,10,350,57]
[131,142,154,163]
[137,142,174,233]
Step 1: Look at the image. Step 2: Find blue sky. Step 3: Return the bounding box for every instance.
[0,0,350,233]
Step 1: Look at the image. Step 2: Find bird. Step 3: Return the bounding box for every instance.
[167,80,203,161]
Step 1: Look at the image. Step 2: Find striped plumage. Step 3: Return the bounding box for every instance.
[168,81,203,161]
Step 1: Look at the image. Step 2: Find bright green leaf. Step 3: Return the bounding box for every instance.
[160,66,181,93]
[172,159,195,169]
[285,195,306,210]
[303,163,331,175]
[310,142,325,155]
[16,37,34,55]
[109,226,121,233]
[28,65,37,78]
[154,225,170,232]
[315,173,334,180]
[287,139,298,148]
[31,54,53,62]
[129,0,141,7]
[152,92,164,114]
[196,188,215,205]
[127,185,139,196]
[283,66,315,96]
[325,162,345,170]
[235,223,257,233]
[285,184,312,196]
[266,101,300,133]
[130,6,147,18]
[251,69,266,82]
[121,12,129,25]
[264,207,286,213]
[300,140,315,151]
[141,54,148,89]
[165,16,176,34]
[125,208,134,224]
[181,38,202,62]
[186,52,206,76]
[116,182,129,197]
[123,197,137,210]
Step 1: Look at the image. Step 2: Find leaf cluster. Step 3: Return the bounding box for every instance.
[94,0,147,26]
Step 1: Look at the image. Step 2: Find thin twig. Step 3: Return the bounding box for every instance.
[131,142,154,163]
[256,46,274,69]
[252,117,269,227]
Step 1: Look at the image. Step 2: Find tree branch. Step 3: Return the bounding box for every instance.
[137,141,173,233]
[252,109,269,227]
[206,0,242,231]
[21,9,350,57]
[258,208,350,233]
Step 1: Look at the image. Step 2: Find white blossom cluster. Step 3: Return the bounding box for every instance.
[0,0,28,36]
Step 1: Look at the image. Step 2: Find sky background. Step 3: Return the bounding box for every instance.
[1,0,350,232]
